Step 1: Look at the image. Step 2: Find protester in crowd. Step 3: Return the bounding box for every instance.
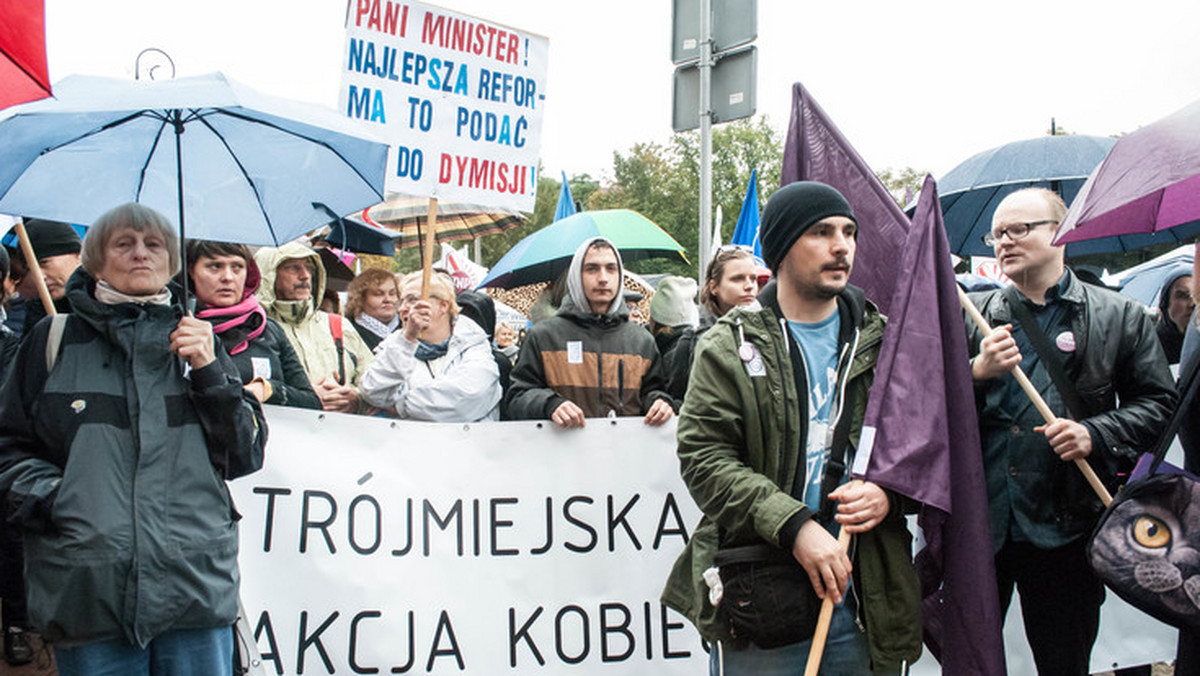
[0,245,30,666]
[646,275,698,407]
[1154,266,1194,365]
[649,275,698,353]
[967,187,1175,675]
[624,289,646,325]
[345,268,401,352]
[663,182,921,674]
[0,203,267,675]
[506,237,673,428]
[494,322,519,363]
[7,218,81,337]
[186,240,320,410]
[663,246,759,401]
[359,272,501,421]
[255,242,374,413]
[457,288,514,418]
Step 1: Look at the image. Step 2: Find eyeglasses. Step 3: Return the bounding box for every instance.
[982,220,1058,247]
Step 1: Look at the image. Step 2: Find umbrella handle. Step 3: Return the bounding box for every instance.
[14,222,57,316]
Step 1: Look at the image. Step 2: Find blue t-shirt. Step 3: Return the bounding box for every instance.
[787,312,841,513]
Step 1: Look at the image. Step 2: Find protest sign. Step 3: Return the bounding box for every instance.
[340,1,549,211]
[232,407,708,674]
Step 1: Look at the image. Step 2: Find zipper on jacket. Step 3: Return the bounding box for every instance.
[618,360,624,412]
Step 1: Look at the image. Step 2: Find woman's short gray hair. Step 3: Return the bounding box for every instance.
[80,203,180,277]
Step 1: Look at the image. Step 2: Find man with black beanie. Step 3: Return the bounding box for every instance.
[8,218,82,336]
[664,181,920,674]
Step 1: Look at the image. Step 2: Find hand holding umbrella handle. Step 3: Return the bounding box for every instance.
[14,222,56,316]
[957,286,1112,506]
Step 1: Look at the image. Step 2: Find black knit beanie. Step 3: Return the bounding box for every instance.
[759,182,856,272]
[14,218,81,261]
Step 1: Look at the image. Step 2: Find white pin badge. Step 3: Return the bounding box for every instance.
[1055,331,1076,353]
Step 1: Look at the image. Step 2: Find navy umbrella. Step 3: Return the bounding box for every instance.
[935,134,1118,256]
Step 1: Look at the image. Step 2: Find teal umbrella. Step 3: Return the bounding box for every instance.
[478,209,686,289]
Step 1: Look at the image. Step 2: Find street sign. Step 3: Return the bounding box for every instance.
[672,46,757,132]
[671,0,757,64]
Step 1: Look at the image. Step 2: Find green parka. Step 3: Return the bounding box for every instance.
[661,282,921,670]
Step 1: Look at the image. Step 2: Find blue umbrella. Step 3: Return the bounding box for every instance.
[478,209,686,289]
[729,168,761,257]
[1112,246,1194,306]
[553,171,576,222]
[0,73,388,249]
[935,134,1118,256]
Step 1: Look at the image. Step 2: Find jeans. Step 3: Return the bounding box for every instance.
[55,626,234,676]
[710,596,876,676]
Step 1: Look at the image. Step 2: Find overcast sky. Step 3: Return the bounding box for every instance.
[43,0,1200,186]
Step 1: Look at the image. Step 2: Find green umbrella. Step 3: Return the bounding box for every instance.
[478,209,687,289]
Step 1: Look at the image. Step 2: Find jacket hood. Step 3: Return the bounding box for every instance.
[1156,263,1193,318]
[254,242,326,324]
[450,315,491,353]
[456,290,496,337]
[560,236,628,320]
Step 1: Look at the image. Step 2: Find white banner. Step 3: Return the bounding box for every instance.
[232,407,708,675]
[339,1,548,210]
[234,407,1179,675]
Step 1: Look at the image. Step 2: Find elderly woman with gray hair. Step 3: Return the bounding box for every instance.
[0,203,267,675]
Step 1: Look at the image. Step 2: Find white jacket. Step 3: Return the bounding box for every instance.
[359,317,501,422]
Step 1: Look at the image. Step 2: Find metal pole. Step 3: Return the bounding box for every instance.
[697,0,713,287]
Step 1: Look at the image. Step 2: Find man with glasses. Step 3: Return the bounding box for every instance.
[966,187,1175,674]
[254,242,374,413]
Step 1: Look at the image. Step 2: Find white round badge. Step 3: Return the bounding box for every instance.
[1055,331,1076,352]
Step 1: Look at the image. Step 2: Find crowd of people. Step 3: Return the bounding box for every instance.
[0,186,1195,674]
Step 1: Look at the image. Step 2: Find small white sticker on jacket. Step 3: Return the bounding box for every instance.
[252,357,273,380]
[567,341,583,364]
[852,426,877,476]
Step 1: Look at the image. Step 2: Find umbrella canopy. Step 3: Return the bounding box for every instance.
[1107,244,1194,306]
[478,209,687,289]
[316,214,403,256]
[0,73,389,247]
[355,194,525,249]
[0,1,52,110]
[936,134,1115,256]
[1055,98,1200,249]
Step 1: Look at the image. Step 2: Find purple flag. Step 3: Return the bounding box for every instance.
[781,82,909,315]
[854,175,1006,674]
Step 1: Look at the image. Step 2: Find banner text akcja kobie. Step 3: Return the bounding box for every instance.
[231,407,709,674]
[340,1,549,211]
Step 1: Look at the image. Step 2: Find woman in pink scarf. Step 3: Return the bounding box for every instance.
[186,240,320,409]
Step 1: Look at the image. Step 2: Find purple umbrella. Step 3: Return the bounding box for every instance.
[1055,98,1200,246]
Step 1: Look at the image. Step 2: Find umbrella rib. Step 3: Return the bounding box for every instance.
[207,108,385,200]
[133,114,171,203]
[37,110,159,155]
[191,110,282,245]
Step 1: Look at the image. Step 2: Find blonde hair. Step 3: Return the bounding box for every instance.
[400,270,459,322]
[81,203,181,277]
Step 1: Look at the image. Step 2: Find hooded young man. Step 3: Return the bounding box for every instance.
[662,182,921,675]
[506,236,674,428]
[254,242,374,414]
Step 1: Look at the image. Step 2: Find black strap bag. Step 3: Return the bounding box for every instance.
[1086,349,1200,630]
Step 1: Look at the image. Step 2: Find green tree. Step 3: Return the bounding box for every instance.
[876,166,927,207]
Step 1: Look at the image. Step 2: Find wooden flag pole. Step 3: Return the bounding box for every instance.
[803,526,853,676]
[957,285,1112,506]
[421,197,439,299]
[14,222,57,316]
